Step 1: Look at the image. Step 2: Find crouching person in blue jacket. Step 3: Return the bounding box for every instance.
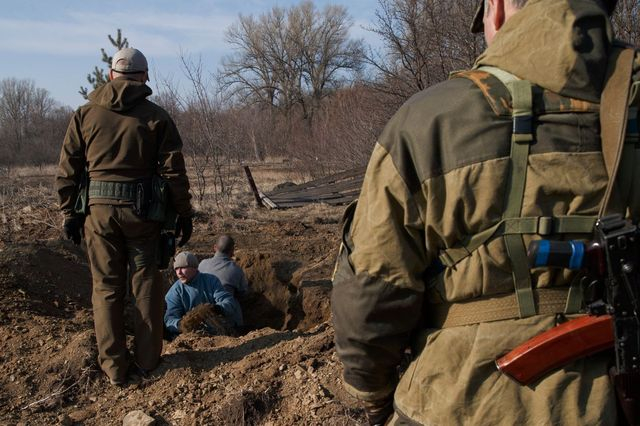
[164,251,242,340]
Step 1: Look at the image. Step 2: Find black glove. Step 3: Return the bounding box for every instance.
[363,398,394,426]
[175,215,193,247]
[63,215,85,245]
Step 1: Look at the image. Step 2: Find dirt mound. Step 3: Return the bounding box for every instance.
[0,198,364,425]
[157,323,361,425]
[0,240,92,320]
[34,330,98,411]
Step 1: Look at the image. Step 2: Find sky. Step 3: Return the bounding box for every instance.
[0,0,380,109]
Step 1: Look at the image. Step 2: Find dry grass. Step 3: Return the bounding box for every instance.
[2,164,58,178]
[0,160,347,229]
[185,160,319,217]
[0,181,59,242]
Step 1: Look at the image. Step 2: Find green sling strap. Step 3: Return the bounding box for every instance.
[432,50,637,326]
[598,47,637,217]
[502,78,537,318]
[438,215,597,267]
[439,66,596,318]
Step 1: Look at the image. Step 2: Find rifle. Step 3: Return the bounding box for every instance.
[495,214,639,425]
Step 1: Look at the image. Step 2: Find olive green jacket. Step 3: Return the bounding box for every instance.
[332,0,640,424]
[56,78,193,218]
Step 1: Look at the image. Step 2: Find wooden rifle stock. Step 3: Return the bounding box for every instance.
[496,315,614,385]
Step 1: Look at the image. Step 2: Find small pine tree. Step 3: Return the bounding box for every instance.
[79,29,129,99]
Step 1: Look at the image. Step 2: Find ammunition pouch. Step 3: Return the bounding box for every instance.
[88,179,152,217]
[148,175,177,269]
[73,169,89,216]
[147,175,177,229]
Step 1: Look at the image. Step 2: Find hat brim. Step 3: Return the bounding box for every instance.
[471,1,484,33]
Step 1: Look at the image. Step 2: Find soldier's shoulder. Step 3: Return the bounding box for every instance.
[398,74,497,123]
[381,74,498,141]
[143,99,175,120]
[76,101,97,116]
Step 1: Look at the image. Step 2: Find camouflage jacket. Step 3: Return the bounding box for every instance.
[332,0,640,423]
[55,78,193,217]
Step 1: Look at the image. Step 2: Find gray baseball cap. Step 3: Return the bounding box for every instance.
[111,48,148,73]
[173,252,199,269]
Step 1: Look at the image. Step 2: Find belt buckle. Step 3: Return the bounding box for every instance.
[538,216,553,235]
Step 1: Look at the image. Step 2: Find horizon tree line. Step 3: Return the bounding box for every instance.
[1,0,637,197]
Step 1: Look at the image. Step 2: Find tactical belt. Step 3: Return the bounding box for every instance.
[428,288,571,328]
[88,180,148,201]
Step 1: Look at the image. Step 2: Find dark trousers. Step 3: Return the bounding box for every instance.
[85,204,163,382]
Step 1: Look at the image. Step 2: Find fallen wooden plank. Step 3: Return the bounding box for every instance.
[268,166,366,196]
[244,166,264,207]
[258,191,278,209]
[247,166,365,209]
[267,176,364,200]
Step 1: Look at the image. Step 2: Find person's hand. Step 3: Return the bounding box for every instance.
[63,215,85,245]
[362,397,393,426]
[175,215,193,247]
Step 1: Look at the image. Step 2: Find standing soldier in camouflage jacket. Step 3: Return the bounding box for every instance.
[332,0,639,424]
[56,48,194,386]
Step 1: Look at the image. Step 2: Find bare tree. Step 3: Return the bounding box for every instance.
[293,2,365,120]
[173,55,244,211]
[220,0,364,121]
[29,105,73,168]
[365,0,483,100]
[0,78,68,169]
[0,78,55,154]
[220,13,282,108]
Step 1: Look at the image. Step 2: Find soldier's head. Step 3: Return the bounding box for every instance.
[214,235,235,256]
[109,47,149,83]
[174,251,199,283]
[472,0,618,45]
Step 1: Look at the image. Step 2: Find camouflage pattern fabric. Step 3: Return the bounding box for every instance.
[332,0,640,424]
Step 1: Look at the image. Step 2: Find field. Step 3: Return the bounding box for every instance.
[0,164,365,425]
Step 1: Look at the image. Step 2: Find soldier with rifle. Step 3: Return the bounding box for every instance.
[331,0,639,424]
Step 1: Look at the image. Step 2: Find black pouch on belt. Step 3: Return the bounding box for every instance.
[133,179,152,217]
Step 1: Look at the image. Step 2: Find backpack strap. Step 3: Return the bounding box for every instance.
[438,53,636,320]
[501,76,538,317]
[441,66,596,318]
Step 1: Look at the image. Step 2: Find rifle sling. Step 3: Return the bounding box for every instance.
[599,47,635,217]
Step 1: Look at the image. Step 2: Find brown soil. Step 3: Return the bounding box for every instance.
[0,174,364,425]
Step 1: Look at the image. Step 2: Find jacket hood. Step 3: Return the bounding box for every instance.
[475,0,613,102]
[88,78,152,112]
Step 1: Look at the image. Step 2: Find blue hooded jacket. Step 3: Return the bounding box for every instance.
[164,272,243,335]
